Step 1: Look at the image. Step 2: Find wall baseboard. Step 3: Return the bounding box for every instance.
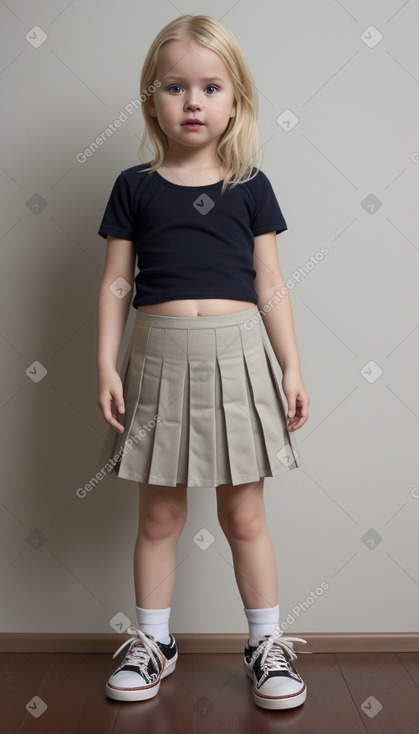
[0,632,418,654]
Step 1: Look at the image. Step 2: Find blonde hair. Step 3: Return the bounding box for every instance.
[138,15,263,194]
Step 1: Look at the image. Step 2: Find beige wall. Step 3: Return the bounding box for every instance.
[1,0,418,636]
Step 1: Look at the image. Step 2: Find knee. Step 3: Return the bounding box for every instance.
[140,506,185,542]
[218,508,265,543]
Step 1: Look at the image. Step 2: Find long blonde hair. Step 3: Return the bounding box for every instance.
[138,15,263,194]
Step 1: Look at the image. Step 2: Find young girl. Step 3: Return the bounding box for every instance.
[97,14,310,711]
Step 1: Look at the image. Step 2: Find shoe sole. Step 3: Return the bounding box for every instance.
[244,662,307,710]
[106,649,178,702]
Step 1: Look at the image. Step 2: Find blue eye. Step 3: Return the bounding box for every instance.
[166,84,219,94]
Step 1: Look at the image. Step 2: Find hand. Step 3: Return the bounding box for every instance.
[281,367,309,431]
[97,366,126,433]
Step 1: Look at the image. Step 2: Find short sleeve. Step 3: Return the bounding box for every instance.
[250,171,287,237]
[98,172,136,241]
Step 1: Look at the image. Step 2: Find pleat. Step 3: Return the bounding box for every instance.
[187,328,217,486]
[176,358,190,484]
[241,358,273,476]
[112,323,153,479]
[214,358,232,483]
[260,327,302,470]
[216,324,260,485]
[97,322,137,471]
[148,328,188,486]
[241,322,300,475]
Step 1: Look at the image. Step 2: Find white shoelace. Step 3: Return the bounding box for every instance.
[112,626,162,672]
[258,629,310,671]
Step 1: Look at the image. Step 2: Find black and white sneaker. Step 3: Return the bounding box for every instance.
[106,626,178,701]
[243,629,307,710]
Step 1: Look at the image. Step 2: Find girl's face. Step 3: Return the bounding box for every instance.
[148,37,236,155]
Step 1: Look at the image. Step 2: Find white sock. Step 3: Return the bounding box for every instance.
[244,604,280,647]
[135,605,171,645]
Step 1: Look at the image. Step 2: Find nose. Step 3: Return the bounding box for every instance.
[184,87,202,111]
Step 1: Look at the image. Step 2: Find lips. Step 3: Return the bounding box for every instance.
[183,120,203,125]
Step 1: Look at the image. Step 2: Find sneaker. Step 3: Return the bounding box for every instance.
[106,626,178,701]
[243,629,307,710]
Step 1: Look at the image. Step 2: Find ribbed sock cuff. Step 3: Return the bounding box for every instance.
[244,604,280,646]
[135,605,171,645]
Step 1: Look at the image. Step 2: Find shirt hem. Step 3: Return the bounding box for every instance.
[98,227,134,240]
[252,224,288,236]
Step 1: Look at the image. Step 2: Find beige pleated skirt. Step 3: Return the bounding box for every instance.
[97,305,302,487]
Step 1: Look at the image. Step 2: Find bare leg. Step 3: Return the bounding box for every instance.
[215,478,279,609]
[134,481,188,608]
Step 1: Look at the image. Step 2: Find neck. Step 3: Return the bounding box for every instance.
[163,141,220,170]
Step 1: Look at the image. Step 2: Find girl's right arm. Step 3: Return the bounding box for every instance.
[97,235,136,433]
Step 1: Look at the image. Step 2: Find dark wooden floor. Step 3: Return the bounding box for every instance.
[1,650,418,734]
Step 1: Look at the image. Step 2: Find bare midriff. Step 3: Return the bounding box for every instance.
[137,299,255,317]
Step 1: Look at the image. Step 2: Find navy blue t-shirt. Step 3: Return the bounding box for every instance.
[98,163,287,309]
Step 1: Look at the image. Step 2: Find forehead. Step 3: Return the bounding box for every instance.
[157,38,228,80]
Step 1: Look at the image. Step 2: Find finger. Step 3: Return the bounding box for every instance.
[109,417,125,433]
[115,396,125,414]
[109,400,125,432]
[102,397,125,433]
[288,414,308,431]
[287,397,297,419]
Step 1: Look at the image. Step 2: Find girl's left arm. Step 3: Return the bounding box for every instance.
[253,231,309,431]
